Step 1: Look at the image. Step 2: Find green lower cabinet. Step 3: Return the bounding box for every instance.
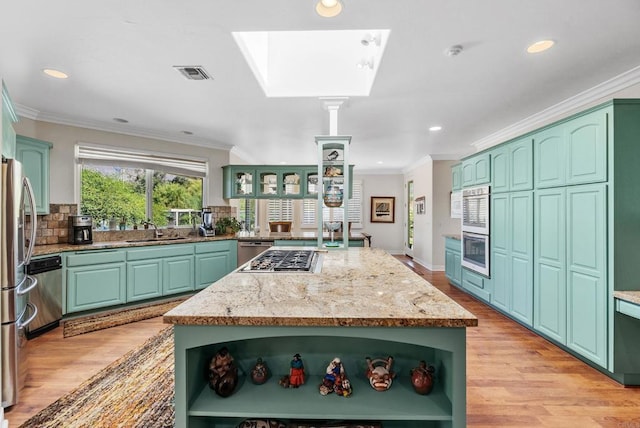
[444,237,462,287]
[490,191,533,326]
[194,241,237,290]
[127,259,162,302]
[163,256,195,295]
[462,268,491,302]
[67,262,127,313]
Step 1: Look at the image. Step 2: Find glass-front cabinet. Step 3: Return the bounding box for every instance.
[316,135,351,249]
[304,168,319,197]
[223,167,255,198]
[281,170,301,197]
[256,168,278,197]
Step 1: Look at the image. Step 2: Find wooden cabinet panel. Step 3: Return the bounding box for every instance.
[534,188,566,343]
[462,153,491,188]
[534,125,565,188]
[565,109,608,185]
[510,138,533,191]
[451,163,462,191]
[16,135,52,214]
[127,259,162,302]
[566,184,607,367]
[2,81,18,159]
[490,146,509,193]
[195,252,231,290]
[67,262,126,312]
[163,256,194,295]
[445,237,462,287]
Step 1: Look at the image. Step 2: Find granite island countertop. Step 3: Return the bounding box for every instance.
[163,247,478,328]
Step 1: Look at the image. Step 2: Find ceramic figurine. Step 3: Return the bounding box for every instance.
[237,420,287,428]
[410,360,435,395]
[208,347,238,397]
[319,357,352,397]
[250,357,269,385]
[365,356,396,391]
[288,353,305,388]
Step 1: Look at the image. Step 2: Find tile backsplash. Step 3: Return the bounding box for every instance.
[27,204,237,246]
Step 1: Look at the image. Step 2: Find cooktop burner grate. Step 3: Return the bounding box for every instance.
[246,249,317,272]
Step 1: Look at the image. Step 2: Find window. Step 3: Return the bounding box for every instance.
[76,144,207,229]
[267,199,293,221]
[237,199,256,231]
[302,180,363,227]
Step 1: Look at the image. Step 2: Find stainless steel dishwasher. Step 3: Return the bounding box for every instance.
[237,241,273,267]
[25,255,62,338]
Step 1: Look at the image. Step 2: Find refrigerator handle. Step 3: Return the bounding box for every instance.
[23,176,38,266]
[16,275,38,296]
[17,302,38,329]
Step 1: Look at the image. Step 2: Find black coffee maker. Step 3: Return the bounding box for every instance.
[68,215,93,244]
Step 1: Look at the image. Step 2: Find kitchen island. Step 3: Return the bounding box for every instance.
[164,247,477,428]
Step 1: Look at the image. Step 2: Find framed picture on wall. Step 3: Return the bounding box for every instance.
[450,191,462,218]
[371,196,395,223]
[415,196,425,215]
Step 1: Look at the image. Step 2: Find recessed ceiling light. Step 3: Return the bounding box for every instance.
[316,0,342,18]
[43,68,68,79]
[280,161,287,164]
[377,161,384,165]
[429,125,442,131]
[527,40,555,54]
[113,118,129,123]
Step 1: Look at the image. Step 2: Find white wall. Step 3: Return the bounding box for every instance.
[356,173,405,254]
[14,118,231,206]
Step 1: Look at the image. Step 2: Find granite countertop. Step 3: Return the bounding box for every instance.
[163,247,478,328]
[614,291,640,305]
[33,231,370,256]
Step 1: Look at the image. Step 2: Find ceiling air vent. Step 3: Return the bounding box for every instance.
[174,66,211,80]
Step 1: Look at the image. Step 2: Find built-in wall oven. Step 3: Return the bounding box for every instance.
[461,185,490,276]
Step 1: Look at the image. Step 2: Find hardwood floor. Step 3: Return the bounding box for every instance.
[5,256,640,427]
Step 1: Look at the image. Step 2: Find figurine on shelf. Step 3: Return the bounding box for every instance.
[250,357,269,385]
[208,347,238,397]
[410,360,435,395]
[288,353,305,388]
[319,357,352,397]
[365,356,396,391]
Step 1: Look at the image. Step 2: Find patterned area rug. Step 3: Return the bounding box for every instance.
[62,297,188,337]
[20,326,175,428]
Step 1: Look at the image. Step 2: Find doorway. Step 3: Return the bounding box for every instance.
[406,180,414,256]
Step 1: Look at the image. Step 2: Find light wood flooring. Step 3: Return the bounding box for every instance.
[5,256,640,427]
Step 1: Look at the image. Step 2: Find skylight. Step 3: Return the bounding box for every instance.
[232,30,390,98]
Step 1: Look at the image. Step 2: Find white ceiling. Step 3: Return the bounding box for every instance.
[2,0,640,173]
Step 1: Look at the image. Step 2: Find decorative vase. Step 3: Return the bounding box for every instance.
[410,360,435,395]
[208,347,238,397]
[250,357,269,385]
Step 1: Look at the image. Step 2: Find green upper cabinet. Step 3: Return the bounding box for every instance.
[16,135,52,214]
[451,163,462,191]
[534,107,608,189]
[223,164,353,199]
[2,81,18,159]
[222,166,255,198]
[461,152,490,187]
[491,137,533,193]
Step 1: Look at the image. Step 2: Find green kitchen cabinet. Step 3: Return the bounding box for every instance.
[303,167,320,197]
[256,167,280,198]
[16,135,52,214]
[65,249,127,313]
[461,152,490,188]
[163,255,195,295]
[194,241,237,289]
[451,163,462,191]
[566,183,607,367]
[461,268,491,302]
[490,191,533,326]
[534,107,608,189]
[534,187,567,344]
[2,81,18,159]
[533,184,607,368]
[127,259,162,302]
[445,237,462,287]
[222,166,255,198]
[491,137,533,193]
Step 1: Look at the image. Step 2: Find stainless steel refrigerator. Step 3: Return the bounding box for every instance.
[1,157,38,408]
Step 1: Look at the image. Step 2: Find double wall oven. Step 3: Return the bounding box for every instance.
[461,185,490,277]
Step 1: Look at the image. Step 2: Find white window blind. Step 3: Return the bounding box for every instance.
[76,143,208,177]
[268,199,293,221]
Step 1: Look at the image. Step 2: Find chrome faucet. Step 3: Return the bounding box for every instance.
[144,221,163,238]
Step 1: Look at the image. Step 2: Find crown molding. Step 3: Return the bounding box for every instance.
[471,65,640,152]
[13,104,233,152]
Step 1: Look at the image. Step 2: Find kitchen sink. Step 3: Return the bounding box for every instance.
[125,237,187,243]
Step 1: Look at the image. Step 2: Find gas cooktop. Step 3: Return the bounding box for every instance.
[239,249,322,273]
